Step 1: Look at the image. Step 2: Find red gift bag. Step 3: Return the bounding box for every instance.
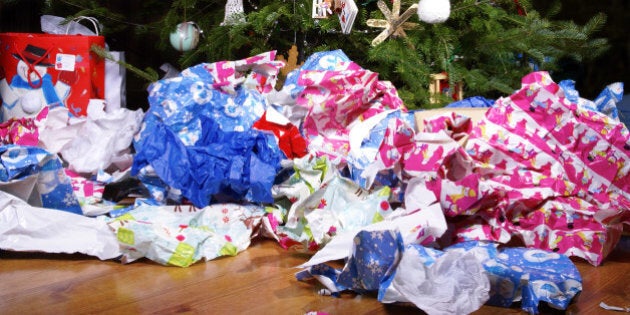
[0,32,105,119]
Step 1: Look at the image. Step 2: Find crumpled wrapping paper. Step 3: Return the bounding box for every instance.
[271,170,392,252]
[105,203,265,267]
[0,113,43,146]
[267,149,399,253]
[560,79,624,121]
[144,51,283,135]
[298,228,581,314]
[40,105,143,174]
[439,71,630,266]
[252,106,308,159]
[282,49,351,101]
[383,240,582,314]
[0,144,82,214]
[380,242,490,315]
[0,191,120,260]
[360,116,463,187]
[297,230,490,315]
[446,96,495,108]
[133,52,285,207]
[440,241,582,314]
[65,169,129,217]
[296,54,406,163]
[346,110,408,193]
[355,71,629,266]
[298,202,448,270]
[266,153,338,243]
[133,113,283,207]
[0,102,143,175]
[272,59,628,269]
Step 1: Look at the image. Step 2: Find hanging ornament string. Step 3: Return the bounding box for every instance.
[293,0,297,45]
[184,1,187,22]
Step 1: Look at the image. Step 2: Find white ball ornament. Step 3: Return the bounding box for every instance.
[169,22,202,52]
[417,0,451,24]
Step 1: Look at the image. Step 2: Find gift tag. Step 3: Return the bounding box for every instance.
[55,53,76,71]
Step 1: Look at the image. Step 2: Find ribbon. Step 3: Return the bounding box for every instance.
[13,43,54,89]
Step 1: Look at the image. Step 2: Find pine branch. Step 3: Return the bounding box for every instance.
[46,0,611,109]
[91,44,159,82]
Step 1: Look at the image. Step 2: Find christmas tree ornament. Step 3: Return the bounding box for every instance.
[222,0,246,26]
[276,45,303,78]
[312,0,333,19]
[169,21,202,52]
[513,0,526,16]
[417,0,451,24]
[336,0,358,34]
[429,72,463,104]
[366,0,419,46]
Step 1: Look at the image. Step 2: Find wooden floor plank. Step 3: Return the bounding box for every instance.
[1,236,629,314]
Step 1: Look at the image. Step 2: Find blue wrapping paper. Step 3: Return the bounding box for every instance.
[559,79,624,120]
[445,241,583,314]
[298,229,582,314]
[336,230,403,292]
[133,114,283,207]
[619,94,630,128]
[133,54,286,207]
[346,110,406,191]
[0,144,81,214]
[594,82,624,120]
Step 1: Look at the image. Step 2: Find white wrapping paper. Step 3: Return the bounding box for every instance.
[0,191,121,260]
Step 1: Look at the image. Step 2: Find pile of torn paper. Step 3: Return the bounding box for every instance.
[2,49,629,314]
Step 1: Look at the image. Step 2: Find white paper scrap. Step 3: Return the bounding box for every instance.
[0,191,121,260]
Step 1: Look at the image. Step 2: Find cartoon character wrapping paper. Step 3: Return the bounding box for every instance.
[421,71,630,266]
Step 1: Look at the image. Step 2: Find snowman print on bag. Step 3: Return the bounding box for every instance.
[0,44,75,121]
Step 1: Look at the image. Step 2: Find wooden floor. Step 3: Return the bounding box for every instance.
[1,236,629,315]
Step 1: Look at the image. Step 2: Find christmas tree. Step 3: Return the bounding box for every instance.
[20,0,610,109]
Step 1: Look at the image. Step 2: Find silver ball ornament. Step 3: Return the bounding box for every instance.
[169,22,201,52]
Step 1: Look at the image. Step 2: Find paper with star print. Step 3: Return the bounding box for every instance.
[0,144,82,214]
[298,229,580,314]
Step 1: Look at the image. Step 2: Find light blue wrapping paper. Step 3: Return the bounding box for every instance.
[0,144,81,214]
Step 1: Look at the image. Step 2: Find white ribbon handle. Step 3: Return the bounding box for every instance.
[65,16,101,35]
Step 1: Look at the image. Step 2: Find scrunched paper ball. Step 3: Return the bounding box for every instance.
[417,0,451,24]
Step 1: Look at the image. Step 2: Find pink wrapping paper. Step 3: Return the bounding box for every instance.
[199,51,284,95]
[296,61,406,162]
[359,71,629,265]
[433,72,630,265]
[0,107,47,146]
